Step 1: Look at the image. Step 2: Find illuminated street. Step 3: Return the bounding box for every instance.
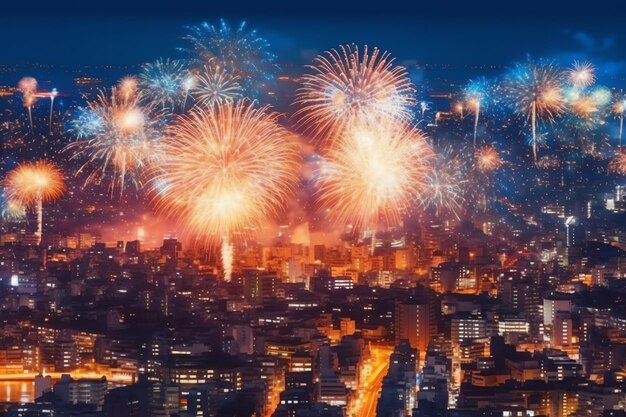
[352,344,393,417]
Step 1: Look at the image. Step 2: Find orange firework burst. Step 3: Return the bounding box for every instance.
[152,100,300,281]
[475,146,504,173]
[317,118,433,233]
[571,96,599,117]
[609,150,626,175]
[294,44,415,143]
[4,161,65,244]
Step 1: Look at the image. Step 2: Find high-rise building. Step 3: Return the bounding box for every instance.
[552,311,573,348]
[395,302,431,352]
[565,216,584,247]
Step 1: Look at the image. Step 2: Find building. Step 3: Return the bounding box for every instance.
[54,374,107,410]
[395,302,431,352]
[451,312,487,345]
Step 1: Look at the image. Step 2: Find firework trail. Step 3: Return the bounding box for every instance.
[181,19,278,97]
[3,161,65,244]
[464,77,490,146]
[152,100,300,281]
[317,117,432,239]
[66,88,163,198]
[502,60,565,162]
[295,44,415,144]
[48,88,58,134]
[190,63,243,108]
[420,101,428,118]
[613,98,626,147]
[18,77,38,131]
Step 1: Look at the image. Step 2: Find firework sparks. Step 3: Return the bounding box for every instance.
[1,189,26,222]
[139,58,189,110]
[190,64,243,108]
[419,149,467,220]
[570,96,599,117]
[609,150,626,175]
[317,117,432,233]
[295,45,416,143]
[1,199,26,222]
[3,161,65,244]
[502,61,565,162]
[118,76,139,103]
[475,145,503,173]
[152,100,300,281]
[66,88,163,198]
[18,77,38,131]
[181,19,278,97]
[568,61,596,88]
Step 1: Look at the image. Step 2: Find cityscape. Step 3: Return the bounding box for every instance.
[2,2,626,417]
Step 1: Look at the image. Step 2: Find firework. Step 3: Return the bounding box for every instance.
[317,117,432,235]
[181,74,197,111]
[419,149,467,219]
[420,101,428,118]
[18,77,38,131]
[295,45,416,143]
[181,19,278,97]
[591,87,612,107]
[568,61,596,88]
[152,100,300,281]
[190,64,242,108]
[1,189,26,222]
[613,98,626,147]
[502,61,565,162]
[1,198,26,222]
[48,88,58,134]
[464,77,490,146]
[454,102,464,119]
[3,161,65,244]
[118,76,139,103]
[475,145,503,173]
[570,96,599,117]
[139,58,189,109]
[609,150,626,175]
[66,88,163,198]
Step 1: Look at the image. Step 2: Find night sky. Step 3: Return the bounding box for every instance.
[1,0,626,70]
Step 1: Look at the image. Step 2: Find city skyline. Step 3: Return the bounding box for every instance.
[2,3,626,417]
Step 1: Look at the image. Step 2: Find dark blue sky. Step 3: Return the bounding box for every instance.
[1,0,626,70]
